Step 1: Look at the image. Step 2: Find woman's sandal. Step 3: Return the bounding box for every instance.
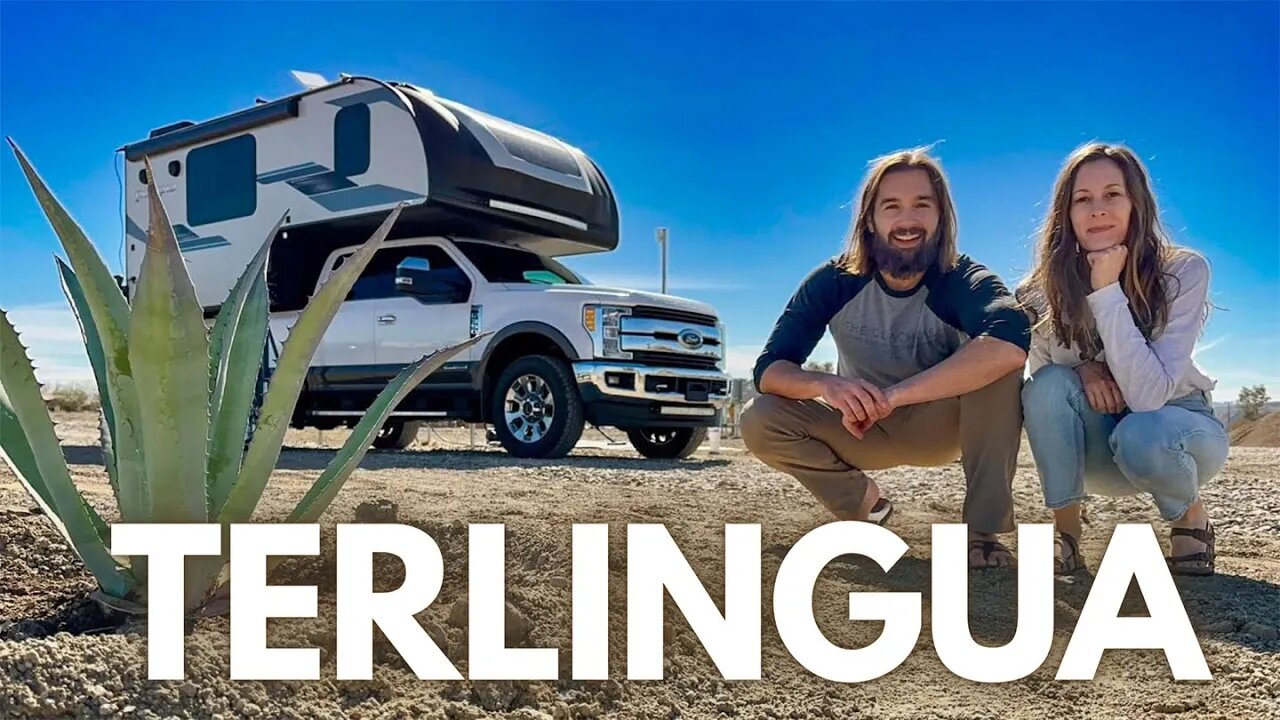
[1166,520,1215,576]
[1054,531,1085,575]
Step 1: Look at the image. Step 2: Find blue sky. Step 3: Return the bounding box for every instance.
[2,1,1277,400]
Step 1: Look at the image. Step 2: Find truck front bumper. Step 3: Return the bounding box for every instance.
[572,362,730,427]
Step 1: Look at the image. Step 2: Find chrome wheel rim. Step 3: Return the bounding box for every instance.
[642,429,680,446]
[504,374,555,444]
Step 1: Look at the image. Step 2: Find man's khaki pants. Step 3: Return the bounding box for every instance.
[740,371,1023,535]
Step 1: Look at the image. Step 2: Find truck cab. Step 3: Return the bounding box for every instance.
[120,73,729,458]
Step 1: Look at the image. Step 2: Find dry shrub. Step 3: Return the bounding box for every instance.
[43,385,99,412]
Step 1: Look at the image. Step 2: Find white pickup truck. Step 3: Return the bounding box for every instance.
[120,73,730,459]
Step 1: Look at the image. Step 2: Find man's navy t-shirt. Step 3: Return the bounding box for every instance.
[752,255,1031,392]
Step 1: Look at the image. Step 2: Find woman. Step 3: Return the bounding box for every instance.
[1018,142,1228,576]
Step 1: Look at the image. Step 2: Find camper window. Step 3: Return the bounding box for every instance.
[455,241,582,285]
[334,104,371,177]
[186,134,256,226]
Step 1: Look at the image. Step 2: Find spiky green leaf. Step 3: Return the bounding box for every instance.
[206,214,284,517]
[1,402,114,550]
[289,335,485,524]
[0,311,134,597]
[128,161,210,533]
[8,139,148,526]
[218,204,405,524]
[55,257,120,497]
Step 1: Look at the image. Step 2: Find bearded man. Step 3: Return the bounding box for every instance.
[741,147,1031,569]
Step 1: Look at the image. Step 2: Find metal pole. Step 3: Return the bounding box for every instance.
[657,227,668,294]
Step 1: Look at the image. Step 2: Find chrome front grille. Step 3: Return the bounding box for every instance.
[619,313,722,369]
[629,305,718,326]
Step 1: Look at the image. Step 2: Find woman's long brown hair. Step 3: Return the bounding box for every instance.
[1020,142,1186,358]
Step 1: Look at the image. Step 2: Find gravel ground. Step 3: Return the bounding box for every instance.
[1,412,1278,719]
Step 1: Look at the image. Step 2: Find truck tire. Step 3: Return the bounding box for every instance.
[372,419,421,450]
[491,355,584,459]
[626,427,707,460]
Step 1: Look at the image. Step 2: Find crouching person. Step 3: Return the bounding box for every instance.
[1018,142,1229,577]
[741,148,1030,569]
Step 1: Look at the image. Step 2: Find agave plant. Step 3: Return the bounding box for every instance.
[1,140,480,615]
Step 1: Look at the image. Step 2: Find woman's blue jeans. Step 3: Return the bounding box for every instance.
[1021,364,1229,521]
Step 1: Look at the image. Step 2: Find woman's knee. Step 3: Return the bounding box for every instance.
[1111,409,1228,482]
[1022,364,1082,417]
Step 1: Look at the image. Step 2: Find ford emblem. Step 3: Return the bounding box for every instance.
[677,329,704,350]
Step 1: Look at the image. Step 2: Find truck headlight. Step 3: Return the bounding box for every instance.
[583,304,632,359]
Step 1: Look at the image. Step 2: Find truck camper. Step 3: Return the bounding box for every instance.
[121,73,729,459]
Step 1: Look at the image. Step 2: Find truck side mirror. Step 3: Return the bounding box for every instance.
[395,257,468,303]
[394,257,432,290]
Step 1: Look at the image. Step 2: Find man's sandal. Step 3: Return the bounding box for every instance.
[1166,520,1215,577]
[1054,531,1085,575]
[869,498,894,526]
[968,538,1014,569]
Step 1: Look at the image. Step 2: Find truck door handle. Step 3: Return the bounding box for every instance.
[377,314,397,325]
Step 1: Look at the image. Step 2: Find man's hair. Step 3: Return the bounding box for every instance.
[1018,141,1186,356]
[837,146,960,276]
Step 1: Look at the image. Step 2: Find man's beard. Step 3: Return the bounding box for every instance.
[870,228,940,277]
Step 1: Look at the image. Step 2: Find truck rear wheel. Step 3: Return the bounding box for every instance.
[372,419,422,450]
[491,355,584,459]
[626,427,707,459]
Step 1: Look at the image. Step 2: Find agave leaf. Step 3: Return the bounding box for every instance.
[193,336,488,596]
[289,336,485,524]
[218,204,405,524]
[0,311,134,597]
[128,161,210,532]
[1,402,115,552]
[55,257,120,497]
[8,139,149,526]
[206,214,284,517]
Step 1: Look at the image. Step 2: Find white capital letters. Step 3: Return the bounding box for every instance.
[1058,524,1210,680]
[572,524,610,679]
[110,524,221,680]
[773,521,920,682]
[468,524,558,679]
[336,524,460,680]
[230,524,320,680]
[627,524,761,680]
[932,524,1055,681]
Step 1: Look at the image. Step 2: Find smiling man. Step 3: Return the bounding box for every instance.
[741,147,1031,568]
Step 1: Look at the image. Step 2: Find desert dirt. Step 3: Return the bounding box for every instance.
[2,412,1278,719]
[1230,413,1280,448]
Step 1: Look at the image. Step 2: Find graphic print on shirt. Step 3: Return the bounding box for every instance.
[829,284,966,387]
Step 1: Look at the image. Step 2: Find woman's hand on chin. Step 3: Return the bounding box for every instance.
[1086,244,1128,291]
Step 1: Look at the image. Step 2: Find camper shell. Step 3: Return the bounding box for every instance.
[120,75,619,310]
[116,74,729,460]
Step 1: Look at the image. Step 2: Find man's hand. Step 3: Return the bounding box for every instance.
[1075,361,1126,414]
[818,375,892,438]
[1086,245,1127,291]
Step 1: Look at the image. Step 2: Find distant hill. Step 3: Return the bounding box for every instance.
[1230,411,1280,448]
[1213,400,1280,426]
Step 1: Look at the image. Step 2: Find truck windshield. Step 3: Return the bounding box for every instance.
[455,241,585,285]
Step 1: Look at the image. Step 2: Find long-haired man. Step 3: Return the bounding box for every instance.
[741,147,1030,568]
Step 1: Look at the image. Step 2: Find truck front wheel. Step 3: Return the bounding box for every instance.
[626,427,707,459]
[491,355,585,459]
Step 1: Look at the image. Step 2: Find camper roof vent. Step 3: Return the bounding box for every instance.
[290,70,330,89]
